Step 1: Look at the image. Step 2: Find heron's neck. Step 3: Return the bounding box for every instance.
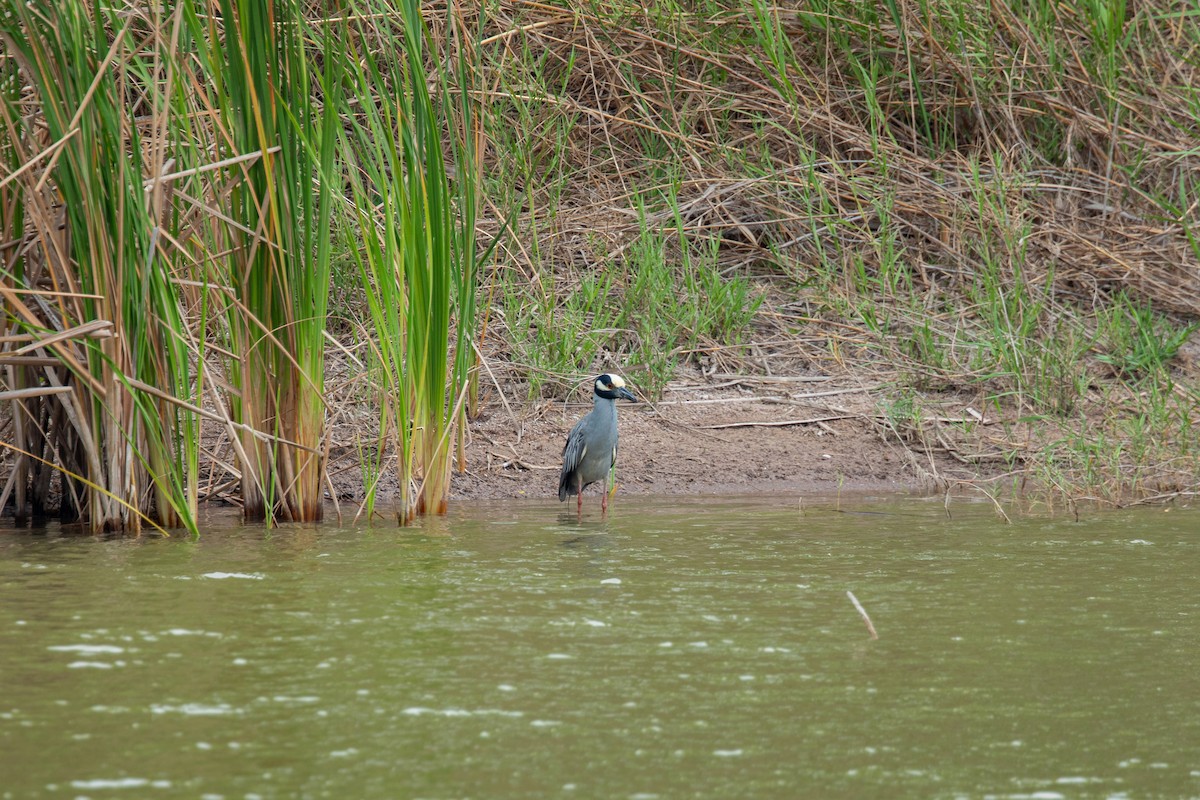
[593,394,617,415]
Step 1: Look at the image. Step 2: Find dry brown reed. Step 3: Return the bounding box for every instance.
[475,0,1198,318]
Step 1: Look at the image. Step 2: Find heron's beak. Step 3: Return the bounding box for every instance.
[617,386,637,402]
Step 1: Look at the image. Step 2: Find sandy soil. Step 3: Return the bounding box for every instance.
[325,367,998,509]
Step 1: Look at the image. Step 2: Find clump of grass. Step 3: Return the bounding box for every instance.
[498,266,620,398]
[619,201,762,396]
[1095,293,1199,383]
[341,0,489,521]
[1,0,495,528]
[0,1,197,533]
[498,194,760,400]
[187,0,341,523]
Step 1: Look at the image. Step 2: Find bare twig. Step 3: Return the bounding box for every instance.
[846,591,879,640]
[699,414,857,430]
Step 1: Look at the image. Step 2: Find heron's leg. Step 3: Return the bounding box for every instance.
[601,489,608,514]
[576,478,583,514]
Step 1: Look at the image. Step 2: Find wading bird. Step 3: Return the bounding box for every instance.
[558,374,637,514]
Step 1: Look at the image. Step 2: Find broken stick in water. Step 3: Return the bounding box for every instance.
[846,590,878,640]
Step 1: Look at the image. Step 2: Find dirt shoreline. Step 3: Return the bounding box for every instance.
[328,369,999,509]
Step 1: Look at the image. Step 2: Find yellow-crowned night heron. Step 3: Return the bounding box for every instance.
[558,374,637,513]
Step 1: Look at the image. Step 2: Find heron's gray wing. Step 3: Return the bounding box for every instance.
[558,419,587,494]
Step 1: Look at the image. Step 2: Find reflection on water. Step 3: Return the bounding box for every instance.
[1,495,1199,799]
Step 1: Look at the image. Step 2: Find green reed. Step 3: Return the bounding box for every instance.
[187,0,341,522]
[342,0,485,521]
[0,1,197,533]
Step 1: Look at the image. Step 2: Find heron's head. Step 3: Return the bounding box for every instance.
[595,374,636,402]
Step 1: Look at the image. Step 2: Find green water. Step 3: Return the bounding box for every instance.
[1,496,1197,799]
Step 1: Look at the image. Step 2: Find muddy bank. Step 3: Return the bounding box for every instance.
[325,369,1001,510]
